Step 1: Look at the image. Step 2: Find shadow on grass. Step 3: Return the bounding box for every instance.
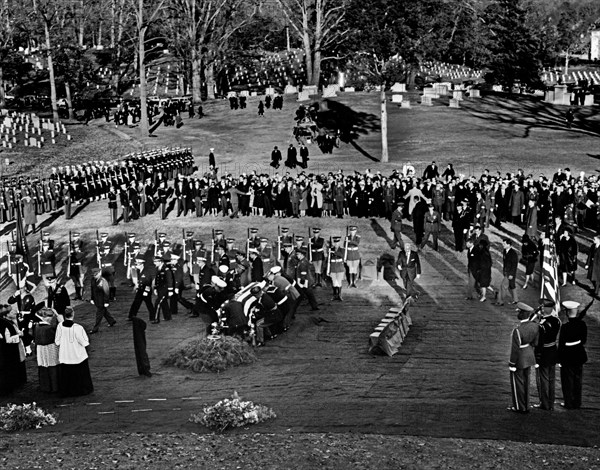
[462,93,600,138]
[317,100,380,162]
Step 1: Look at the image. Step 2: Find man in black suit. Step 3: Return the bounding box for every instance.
[396,242,421,298]
[496,238,518,306]
[422,161,439,180]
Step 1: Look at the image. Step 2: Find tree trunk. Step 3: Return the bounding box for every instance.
[205,60,215,100]
[44,20,59,123]
[65,80,74,120]
[312,49,321,87]
[110,0,116,48]
[191,53,202,103]
[98,21,103,48]
[380,87,388,163]
[303,34,314,86]
[79,0,85,47]
[138,19,149,135]
[0,65,5,109]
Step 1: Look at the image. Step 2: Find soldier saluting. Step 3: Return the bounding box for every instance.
[309,227,325,287]
[344,226,361,288]
[327,236,345,301]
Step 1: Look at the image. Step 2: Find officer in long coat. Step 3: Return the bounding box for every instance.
[507,302,539,413]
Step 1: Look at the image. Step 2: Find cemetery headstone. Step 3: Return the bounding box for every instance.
[421,95,433,106]
[284,84,297,94]
[391,94,403,104]
[390,83,406,93]
[322,86,337,98]
[344,87,355,92]
[449,99,460,108]
[400,100,411,109]
[297,90,310,101]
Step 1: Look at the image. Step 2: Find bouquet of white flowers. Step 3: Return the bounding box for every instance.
[190,392,276,431]
[0,403,58,432]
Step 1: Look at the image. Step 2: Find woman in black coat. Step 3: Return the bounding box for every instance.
[475,239,492,301]
[521,234,539,289]
[558,230,578,285]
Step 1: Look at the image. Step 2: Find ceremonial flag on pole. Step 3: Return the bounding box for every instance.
[14,205,30,268]
[540,234,560,316]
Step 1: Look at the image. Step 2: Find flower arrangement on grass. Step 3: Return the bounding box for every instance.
[190,392,276,431]
[163,335,257,373]
[0,402,58,432]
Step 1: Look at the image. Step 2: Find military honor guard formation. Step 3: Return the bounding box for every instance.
[0,147,594,419]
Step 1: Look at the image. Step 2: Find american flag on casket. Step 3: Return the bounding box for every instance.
[216,282,262,337]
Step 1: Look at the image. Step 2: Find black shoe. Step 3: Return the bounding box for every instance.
[143,372,153,378]
[126,318,133,322]
[151,320,160,324]
[88,330,98,334]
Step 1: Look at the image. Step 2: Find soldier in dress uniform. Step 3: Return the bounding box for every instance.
[285,235,304,279]
[97,234,117,301]
[212,229,226,262]
[184,231,196,262]
[152,254,173,323]
[225,238,238,271]
[152,232,168,258]
[108,185,118,225]
[507,302,539,413]
[9,252,36,294]
[534,301,561,411]
[248,227,261,249]
[69,233,86,300]
[234,251,251,288]
[558,300,590,409]
[168,252,185,315]
[259,238,275,273]
[124,233,140,282]
[193,275,227,325]
[120,183,130,223]
[191,246,212,299]
[157,180,168,220]
[277,227,292,266]
[41,231,55,251]
[39,240,56,298]
[265,265,300,330]
[344,226,361,288]
[144,177,155,214]
[295,248,319,310]
[310,228,325,287]
[327,236,345,301]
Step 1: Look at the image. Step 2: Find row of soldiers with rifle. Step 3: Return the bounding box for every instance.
[4,225,362,318]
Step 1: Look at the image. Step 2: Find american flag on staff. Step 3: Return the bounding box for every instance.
[540,229,560,316]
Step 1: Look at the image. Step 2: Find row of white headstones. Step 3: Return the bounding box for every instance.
[0,112,72,149]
